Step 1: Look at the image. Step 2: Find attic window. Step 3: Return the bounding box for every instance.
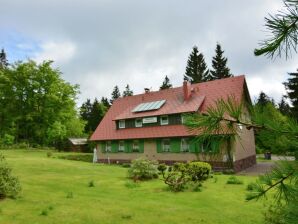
[132,100,166,113]
[119,120,125,129]
[160,115,169,125]
[135,118,142,127]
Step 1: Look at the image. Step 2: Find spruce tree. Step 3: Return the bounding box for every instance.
[110,85,121,104]
[256,91,272,107]
[160,75,172,90]
[122,84,133,97]
[184,46,209,83]
[209,43,232,80]
[284,70,298,119]
[278,96,291,116]
[0,49,8,69]
[101,97,110,108]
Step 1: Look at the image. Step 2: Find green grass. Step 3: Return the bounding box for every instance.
[0,150,265,224]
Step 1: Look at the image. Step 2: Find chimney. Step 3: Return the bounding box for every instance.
[144,88,150,94]
[183,80,192,101]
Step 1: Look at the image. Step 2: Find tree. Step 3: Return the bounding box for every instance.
[254,0,298,58]
[284,70,298,118]
[160,75,172,90]
[256,91,273,107]
[110,85,121,104]
[0,60,85,146]
[0,49,8,69]
[184,46,209,83]
[122,84,133,97]
[278,96,291,116]
[101,97,110,108]
[209,43,232,80]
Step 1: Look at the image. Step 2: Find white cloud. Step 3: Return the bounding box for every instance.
[33,41,76,64]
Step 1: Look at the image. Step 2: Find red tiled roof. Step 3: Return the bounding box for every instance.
[90,75,247,141]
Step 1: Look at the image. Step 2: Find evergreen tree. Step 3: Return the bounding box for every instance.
[256,91,272,107]
[209,43,232,80]
[184,46,209,83]
[80,99,93,132]
[284,70,298,119]
[101,97,110,108]
[0,49,8,69]
[122,84,133,97]
[110,85,121,104]
[278,96,291,116]
[160,75,172,90]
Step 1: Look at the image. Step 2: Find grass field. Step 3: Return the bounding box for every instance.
[0,150,266,224]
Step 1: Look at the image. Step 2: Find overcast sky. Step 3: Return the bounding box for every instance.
[1,0,297,105]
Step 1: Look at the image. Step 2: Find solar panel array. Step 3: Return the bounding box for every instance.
[132,100,166,113]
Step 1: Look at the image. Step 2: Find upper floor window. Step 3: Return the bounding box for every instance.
[160,115,169,125]
[119,120,125,129]
[106,141,111,152]
[181,138,189,152]
[118,141,125,152]
[135,118,142,127]
[162,139,171,152]
[132,140,139,152]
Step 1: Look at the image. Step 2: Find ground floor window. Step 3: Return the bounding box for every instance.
[118,141,125,152]
[180,138,189,152]
[105,141,111,152]
[132,140,139,152]
[162,139,171,152]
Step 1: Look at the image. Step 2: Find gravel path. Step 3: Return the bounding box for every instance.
[239,162,275,176]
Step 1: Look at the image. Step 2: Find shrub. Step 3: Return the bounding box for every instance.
[158,161,211,192]
[121,163,131,168]
[1,134,15,146]
[88,180,95,187]
[226,176,243,185]
[40,209,48,216]
[127,158,158,181]
[0,153,21,199]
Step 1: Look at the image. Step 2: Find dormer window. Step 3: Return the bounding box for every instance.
[160,115,169,125]
[119,120,125,129]
[135,118,142,127]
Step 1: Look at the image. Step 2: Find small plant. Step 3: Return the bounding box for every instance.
[48,205,54,210]
[124,181,140,189]
[246,182,254,191]
[226,176,243,185]
[47,152,53,158]
[127,158,158,181]
[121,214,132,219]
[121,163,131,168]
[40,209,48,216]
[88,180,95,187]
[66,192,73,198]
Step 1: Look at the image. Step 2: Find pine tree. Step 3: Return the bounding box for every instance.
[0,49,8,69]
[184,46,209,83]
[284,70,298,119]
[122,84,133,97]
[101,97,110,108]
[160,75,172,90]
[256,91,272,107]
[209,43,232,80]
[110,85,121,104]
[278,96,291,116]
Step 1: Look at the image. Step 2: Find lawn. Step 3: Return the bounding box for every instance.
[0,150,266,224]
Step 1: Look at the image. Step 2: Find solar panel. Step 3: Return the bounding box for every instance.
[132,100,166,113]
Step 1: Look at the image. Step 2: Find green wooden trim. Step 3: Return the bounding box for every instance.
[156,139,162,153]
[139,139,144,153]
[111,141,118,153]
[170,138,181,153]
[100,141,106,153]
[125,140,132,153]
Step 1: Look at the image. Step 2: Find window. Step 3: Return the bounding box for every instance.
[119,120,125,129]
[118,141,125,152]
[181,138,189,152]
[105,141,111,152]
[237,123,243,130]
[181,114,185,124]
[162,139,171,152]
[135,118,142,127]
[132,140,139,152]
[160,115,169,125]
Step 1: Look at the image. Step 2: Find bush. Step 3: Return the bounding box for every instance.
[121,163,131,168]
[226,176,243,185]
[0,154,21,199]
[127,158,158,181]
[158,161,211,192]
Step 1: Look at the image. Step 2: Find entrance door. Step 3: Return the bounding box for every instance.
[144,139,157,160]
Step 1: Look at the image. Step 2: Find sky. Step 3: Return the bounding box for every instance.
[1,0,297,105]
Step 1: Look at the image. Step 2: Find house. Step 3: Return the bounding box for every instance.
[90,75,256,171]
[68,138,88,152]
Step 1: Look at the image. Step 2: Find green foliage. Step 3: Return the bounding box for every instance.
[40,209,48,216]
[46,152,53,158]
[209,43,232,80]
[0,153,21,199]
[124,181,140,189]
[0,134,15,146]
[0,60,84,147]
[88,180,95,187]
[284,71,298,118]
[66,191,73,199]
[122,84,133,97]
[127,158,159,181]
[226,176,244,185]
[184,46,209,83]
[58,154,93,163]
[160,75,172,90]
[110,85,121,104]
[0,49,8,69]
[254,0,298,58]
[158,162,211,192]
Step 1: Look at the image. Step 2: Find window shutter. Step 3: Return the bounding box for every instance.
[100,142,106,153]
[125,140,132,153]
[156,139,162,153]
[139,139,144,153]
[170,138,181,153]
[111,141,118,153]
[189,139,197,153]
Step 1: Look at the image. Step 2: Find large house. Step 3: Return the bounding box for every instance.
[90,75,256,171]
